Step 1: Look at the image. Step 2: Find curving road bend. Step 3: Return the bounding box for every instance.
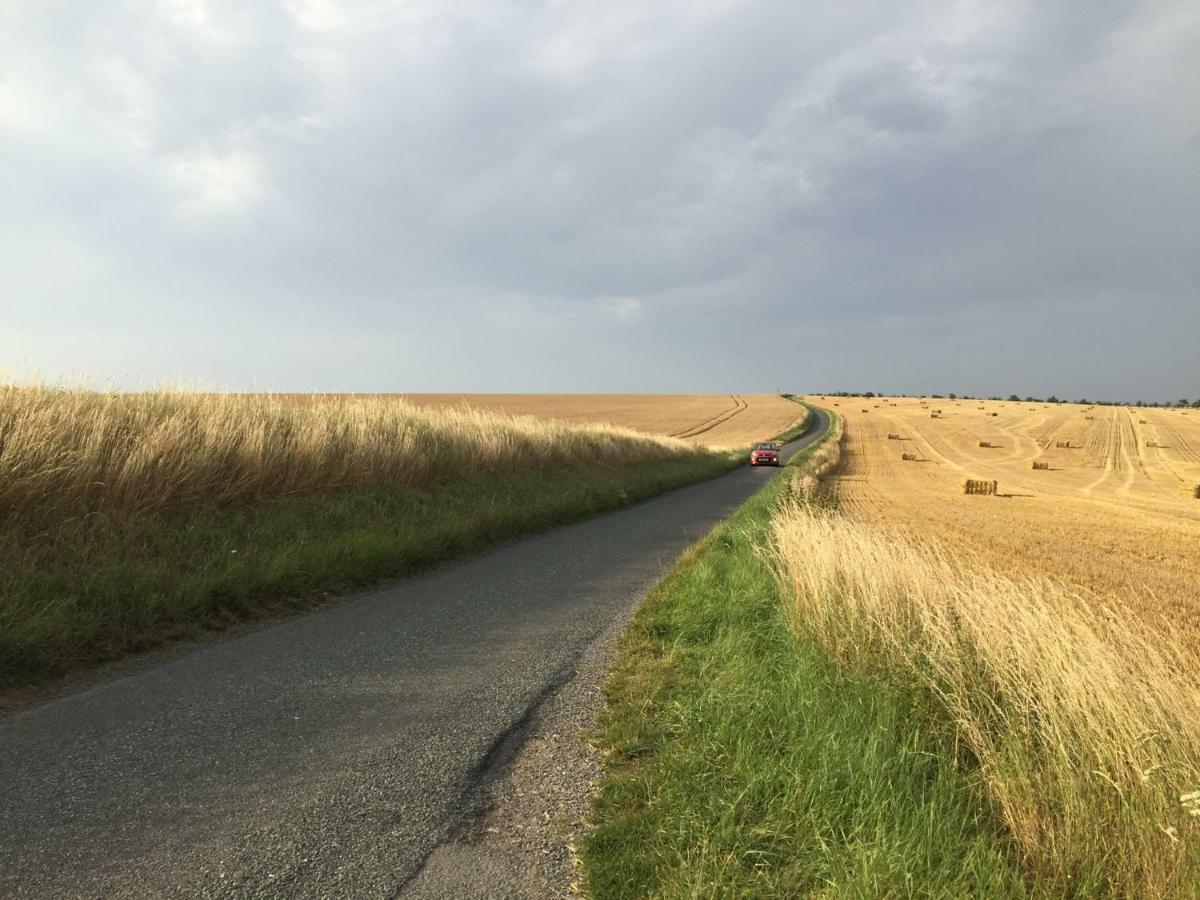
[0,409,828,899]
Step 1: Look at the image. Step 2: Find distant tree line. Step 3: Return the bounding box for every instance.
[815,390,1200,408]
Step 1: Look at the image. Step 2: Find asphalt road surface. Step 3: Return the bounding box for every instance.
[0,409,828,898]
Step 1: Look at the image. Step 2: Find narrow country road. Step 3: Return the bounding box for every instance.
[0,409,828,898]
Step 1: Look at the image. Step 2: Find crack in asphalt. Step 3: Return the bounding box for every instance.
[391,646,586,897]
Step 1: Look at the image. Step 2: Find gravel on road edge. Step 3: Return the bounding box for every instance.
[399,613,627,899]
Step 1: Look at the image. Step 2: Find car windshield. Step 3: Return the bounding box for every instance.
[754,443,776,450]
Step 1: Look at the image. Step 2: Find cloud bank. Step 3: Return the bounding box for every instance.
[2,0,1198,397]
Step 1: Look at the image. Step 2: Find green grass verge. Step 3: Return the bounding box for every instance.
[582,440,1029,898]
[1,452,741,688]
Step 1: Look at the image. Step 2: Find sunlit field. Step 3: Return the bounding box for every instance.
[1,386,710,525]
[0,385,735,685]
[394,393,804,448]
[766,399,1200,895]
[813,396,1200,632]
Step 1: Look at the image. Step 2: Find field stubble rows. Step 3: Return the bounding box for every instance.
[813,396,1200,635]
[769,397,1200,894]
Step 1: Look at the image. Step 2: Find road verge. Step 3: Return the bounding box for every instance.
[2,453,745,692]
[582,410,1028,896]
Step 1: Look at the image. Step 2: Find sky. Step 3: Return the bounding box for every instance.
[2,1,1198,400]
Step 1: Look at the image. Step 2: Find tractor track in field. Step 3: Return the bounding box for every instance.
[669,394,748,439]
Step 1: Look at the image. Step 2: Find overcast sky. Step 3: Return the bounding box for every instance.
[2,1,1198,399]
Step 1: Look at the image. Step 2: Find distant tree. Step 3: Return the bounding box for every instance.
[1136,400,1144,407]
[948,392,957,399]
[1179,399,1191,408]
[1193,398,1200,409]
[1008,394,1020,402]
[1046,395,1060,404]
[864,391,875,398]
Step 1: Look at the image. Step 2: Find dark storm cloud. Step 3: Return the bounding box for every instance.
[1,0,1197,398]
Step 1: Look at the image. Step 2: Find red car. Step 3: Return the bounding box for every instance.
[749,442,781,466]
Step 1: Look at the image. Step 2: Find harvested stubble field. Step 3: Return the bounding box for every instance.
[811,396,1200,634]
[773,400,1200,894]
[393,393,803,448]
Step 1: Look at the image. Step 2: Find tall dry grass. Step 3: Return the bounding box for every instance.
[0,384,707,529]
[787,410,843,503]
[770,503,1200,896]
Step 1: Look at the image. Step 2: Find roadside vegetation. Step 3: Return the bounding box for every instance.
[772,505,1200,896]
[583,418,1028,897]
[585,406,1200,897]
[0,384,770,687]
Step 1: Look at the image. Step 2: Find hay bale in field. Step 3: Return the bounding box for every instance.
[978,440,993,448]
[1055,441,1072,448]
[963,479,998,496]
[1032,461,1049,470]
[990,412,998,417]
[1085,415,1095,420]
[1193,485,1200,499]
[901,452,917,461]
[887,432,901,440]
[861,409,869,413]
[930,413,939,418]
[1139,419,1147,424]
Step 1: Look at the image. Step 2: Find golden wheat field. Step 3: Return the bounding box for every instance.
[0,386,713,526]
[395,393,802,448]
[771,498,1200,895]
[775,404,1200,893]
[813,396,1200,634]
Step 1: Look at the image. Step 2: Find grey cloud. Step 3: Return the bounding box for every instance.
[1,0,1197,398]
[827,60,950,134]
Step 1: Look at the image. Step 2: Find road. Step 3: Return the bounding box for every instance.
[0,409,828,898]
